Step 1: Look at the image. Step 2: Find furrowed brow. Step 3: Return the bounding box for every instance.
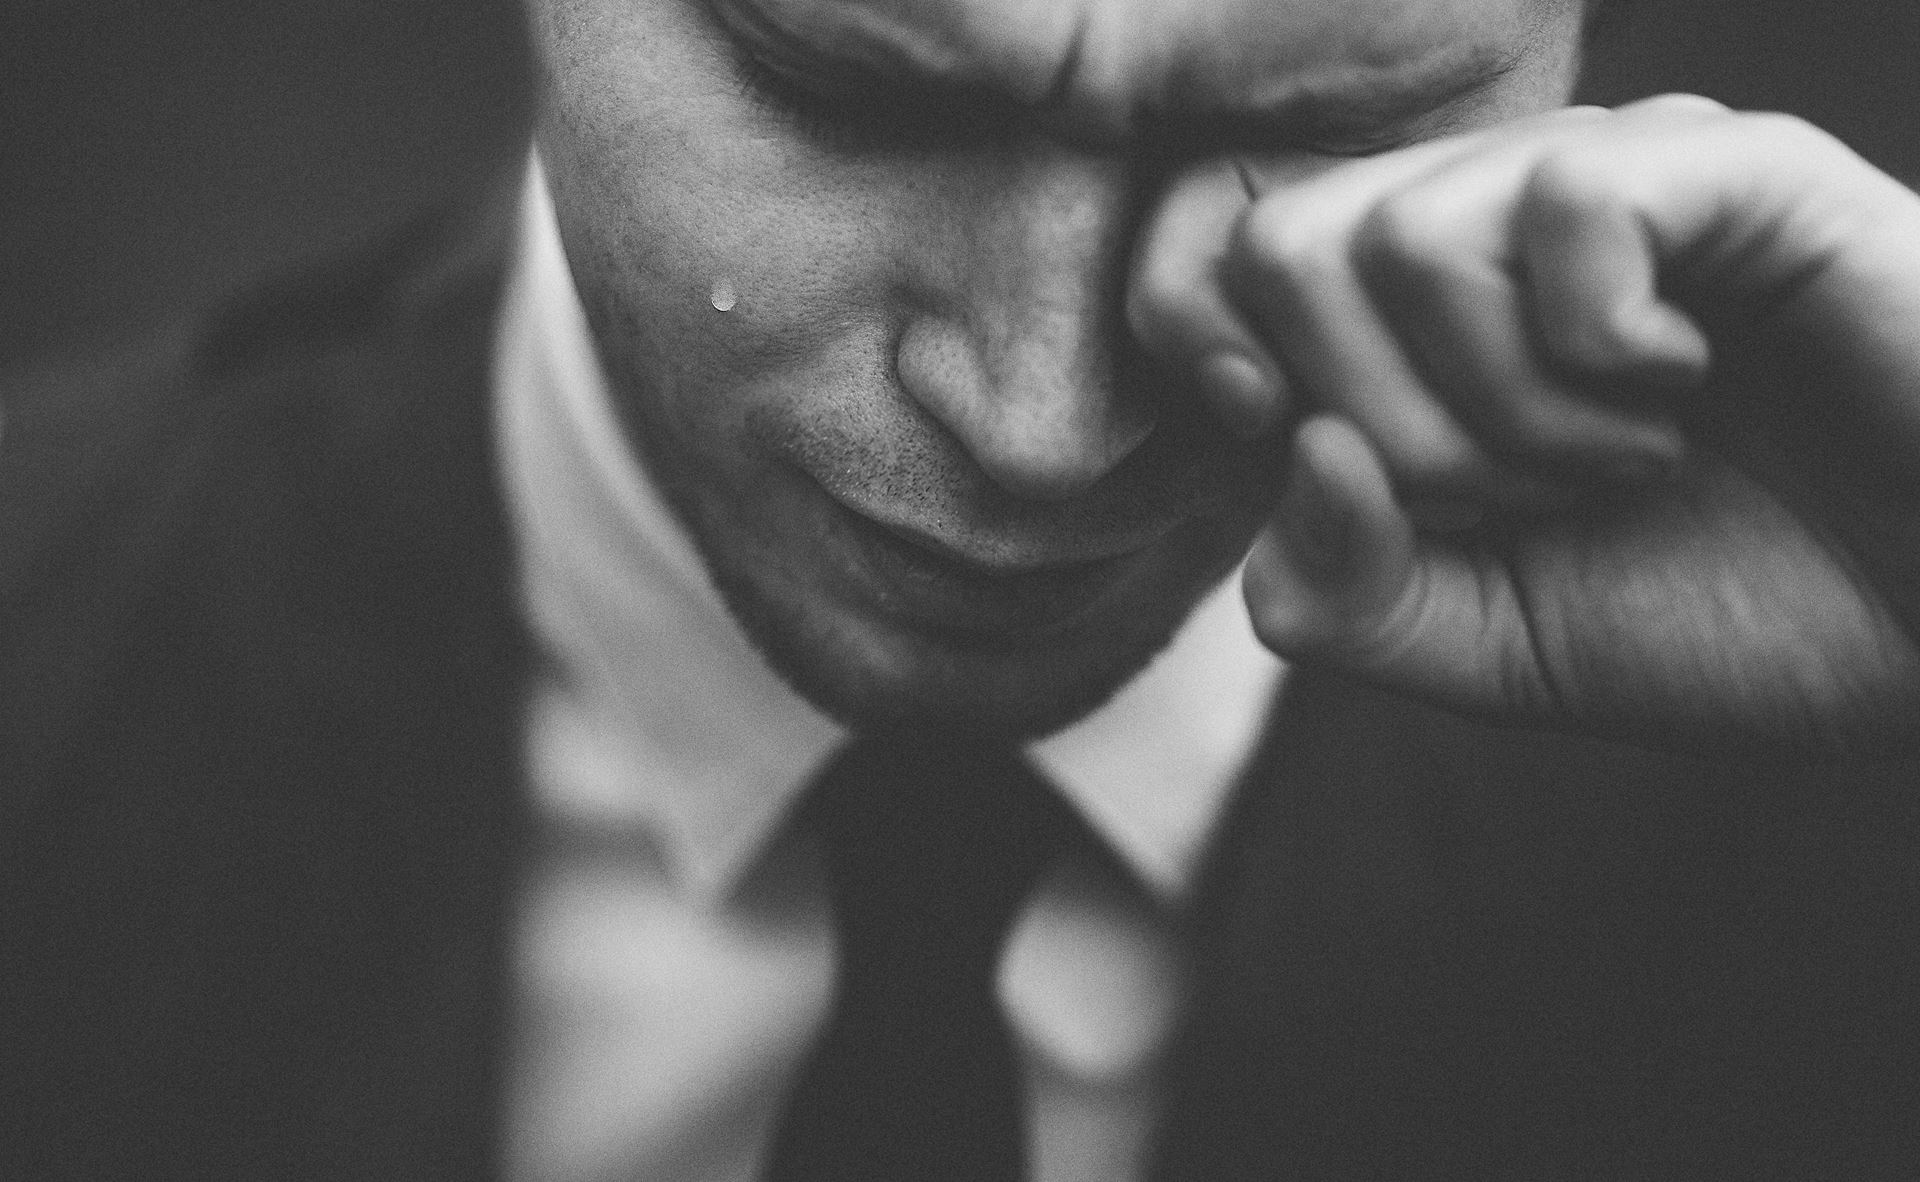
[709,0,1524,154]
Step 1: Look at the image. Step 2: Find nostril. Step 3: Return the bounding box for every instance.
[896,316,1157,502]
[978,447,1109,501]
[977,447,1113,501]
[967,398,1157,501]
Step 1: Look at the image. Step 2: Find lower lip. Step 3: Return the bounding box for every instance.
[822,499,1143,642]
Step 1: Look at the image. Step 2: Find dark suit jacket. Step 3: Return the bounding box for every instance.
[5,208,1918,1180]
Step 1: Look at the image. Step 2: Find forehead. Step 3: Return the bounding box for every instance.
[715,0,1574,126]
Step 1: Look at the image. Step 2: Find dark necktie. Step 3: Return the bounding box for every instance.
[765,732,1072,1182]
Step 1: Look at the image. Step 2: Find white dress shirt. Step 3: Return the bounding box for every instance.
[495,156,1285,1182]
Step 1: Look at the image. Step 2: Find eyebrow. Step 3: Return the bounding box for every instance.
[711,0,1521,151]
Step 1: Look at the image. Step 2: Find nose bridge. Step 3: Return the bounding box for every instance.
[899,148,1155,501]
[982,154,1120,393]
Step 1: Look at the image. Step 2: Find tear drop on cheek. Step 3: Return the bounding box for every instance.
[709,281,737,313]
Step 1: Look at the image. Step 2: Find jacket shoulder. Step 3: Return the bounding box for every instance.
[0,204,528,1178]
[0,202,518,786]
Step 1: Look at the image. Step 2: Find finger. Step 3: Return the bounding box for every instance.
[1225,106,1698,510]
[1243,414,1417,652]
[1127,156,1289,438]
[1580,101,1920,460]
[1232,172,1512,503]
[1517,117,1716,388]
[1227,115,1627,509]
[1355,186,1691,481]
[1516,95,1890,342]
[1335,105,1717,480]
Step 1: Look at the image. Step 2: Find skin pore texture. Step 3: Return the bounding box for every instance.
[528,0,1585,737]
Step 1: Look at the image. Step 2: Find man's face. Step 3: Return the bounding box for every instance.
[529,0,1583,737]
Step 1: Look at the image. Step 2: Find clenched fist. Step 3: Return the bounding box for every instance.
[1130,96,1920,754]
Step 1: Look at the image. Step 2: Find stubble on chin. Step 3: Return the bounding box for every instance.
[697,541,1189,740]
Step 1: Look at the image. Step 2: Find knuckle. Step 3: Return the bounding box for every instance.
[1363,190,1449,258]
[1367,189,1451,260]
[1743,110,1845,158]
[1236,197,1339,283]
[1523,151,1621,220]
[1353,190,1458,290]
[1631,92,1731,119]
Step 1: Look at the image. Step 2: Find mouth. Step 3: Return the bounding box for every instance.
[818,493,1157,642]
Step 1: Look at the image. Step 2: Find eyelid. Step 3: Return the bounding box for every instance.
[729,36,1018,153]
[731,49,920,149]
[1296,129,1422,158]
[1183,103,1436,161]
[737,35,884,102]
[737,62,1419,162]
[710,0,911,150]
[718,2,1484,163]
[727,40,880,147]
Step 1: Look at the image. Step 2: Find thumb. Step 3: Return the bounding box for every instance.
[1246,414,1566,723]
[1244,414,1418,659]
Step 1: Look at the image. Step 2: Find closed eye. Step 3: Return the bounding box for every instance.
[718,2,1513,165]
[729,41,1018,154]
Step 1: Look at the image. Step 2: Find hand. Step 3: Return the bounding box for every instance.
[1129,96,1920,754]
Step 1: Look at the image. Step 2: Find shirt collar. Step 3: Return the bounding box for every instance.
[494,155,1284,905]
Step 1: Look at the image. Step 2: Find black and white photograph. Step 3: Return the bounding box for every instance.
[4,0,1919,1177]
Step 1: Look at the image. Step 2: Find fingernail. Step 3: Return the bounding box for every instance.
[1198,351,1283,439]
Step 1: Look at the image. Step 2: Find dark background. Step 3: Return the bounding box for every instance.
[2,0,1915,371]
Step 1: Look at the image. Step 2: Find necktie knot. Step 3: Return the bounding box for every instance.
[805,733,1068,972]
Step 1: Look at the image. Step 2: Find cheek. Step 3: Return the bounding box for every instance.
[534,16,920,447]
[552,146,874,369]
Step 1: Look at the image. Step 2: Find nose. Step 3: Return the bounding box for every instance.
[895,149,1156,502]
